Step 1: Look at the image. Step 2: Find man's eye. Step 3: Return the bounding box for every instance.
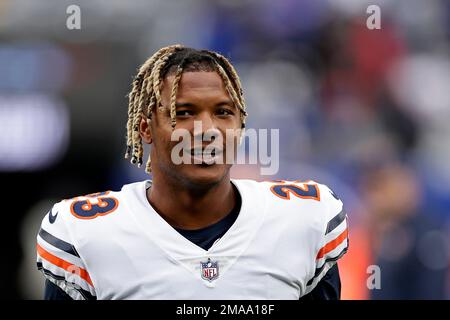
[217,109,233,116]
[176,110,193,117]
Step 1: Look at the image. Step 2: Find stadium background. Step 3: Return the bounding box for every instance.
[0,0,448,299]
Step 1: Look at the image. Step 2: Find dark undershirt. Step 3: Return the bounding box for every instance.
[44,185,341,300]
[173,185,242,250]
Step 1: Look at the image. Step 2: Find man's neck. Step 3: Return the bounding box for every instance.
[147,174,237,230]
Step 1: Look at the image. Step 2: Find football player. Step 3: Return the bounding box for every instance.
[36,45,348,300]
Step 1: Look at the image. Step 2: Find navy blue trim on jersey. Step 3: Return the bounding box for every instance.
[38,262,96,300]
[300,263,341,300]
[325,209,346,235]
[38,228,80,257]
[306,246,348,287]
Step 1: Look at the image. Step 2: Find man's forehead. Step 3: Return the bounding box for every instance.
[165,71,226,91]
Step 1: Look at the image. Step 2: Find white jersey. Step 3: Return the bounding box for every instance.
[36,179,348,300]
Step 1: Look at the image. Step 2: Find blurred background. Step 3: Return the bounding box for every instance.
[0,0,448,299]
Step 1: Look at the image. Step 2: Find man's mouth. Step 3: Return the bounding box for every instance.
[190,149,221,156]
[186,148,224,165]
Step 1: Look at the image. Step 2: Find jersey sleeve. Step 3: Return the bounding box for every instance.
[304,184,349,295]
[36,201,96,300]
[299,263,341,300]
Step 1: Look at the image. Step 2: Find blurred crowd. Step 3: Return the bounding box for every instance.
[0,0,448,299]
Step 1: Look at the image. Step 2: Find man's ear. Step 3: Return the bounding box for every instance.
[140,117,153,144]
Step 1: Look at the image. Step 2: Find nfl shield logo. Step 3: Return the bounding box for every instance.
[200,258,219,282]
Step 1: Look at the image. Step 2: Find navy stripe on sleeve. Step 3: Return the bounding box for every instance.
[325,209,346,235]
[306,246,348,286]
[37,262,96,300]
[300,263,341,300]
[38,228,80,257]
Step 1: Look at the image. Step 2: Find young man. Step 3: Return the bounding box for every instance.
[36,45,348,300]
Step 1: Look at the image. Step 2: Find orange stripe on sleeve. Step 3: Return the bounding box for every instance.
[316,228,348,260]
[37,243,93,287]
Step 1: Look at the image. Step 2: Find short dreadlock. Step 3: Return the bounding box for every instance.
[125,44,247,174]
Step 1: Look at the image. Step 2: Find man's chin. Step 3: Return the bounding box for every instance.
[179,163,230,188]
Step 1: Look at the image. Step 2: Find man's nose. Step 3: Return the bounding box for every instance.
[192,113,220,143]
[198,112,215,132]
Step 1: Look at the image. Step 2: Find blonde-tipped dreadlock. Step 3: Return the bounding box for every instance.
[125,45,247,174]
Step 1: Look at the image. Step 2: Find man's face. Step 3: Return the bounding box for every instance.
[143,71,241,188]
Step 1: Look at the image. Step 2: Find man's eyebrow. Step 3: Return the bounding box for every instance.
[215,100,234,107]
[175,102,195,108]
